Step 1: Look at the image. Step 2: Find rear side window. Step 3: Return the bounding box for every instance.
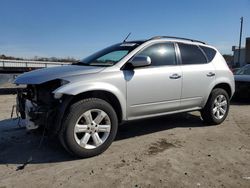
[178,43,207,65]
[138,42,176,66]
[200,46,217,62]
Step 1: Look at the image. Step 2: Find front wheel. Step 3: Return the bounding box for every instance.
[201,88,230,125]
[59,98,118,158]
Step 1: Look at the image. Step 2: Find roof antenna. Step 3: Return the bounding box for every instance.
[123,32,131,43]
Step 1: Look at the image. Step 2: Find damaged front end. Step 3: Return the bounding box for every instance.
[16,80,69,131]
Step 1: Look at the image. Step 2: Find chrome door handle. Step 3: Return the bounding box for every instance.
[169,73,181,79]
[207,72,215,77]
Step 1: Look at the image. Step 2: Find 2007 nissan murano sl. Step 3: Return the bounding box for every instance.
[14,36,235,158]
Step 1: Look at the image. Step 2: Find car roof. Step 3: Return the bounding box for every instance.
[148,36,206,44]
[123,37,216,51]
[125,36,206,44]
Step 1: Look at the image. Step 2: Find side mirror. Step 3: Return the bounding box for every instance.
[129,55,151,68]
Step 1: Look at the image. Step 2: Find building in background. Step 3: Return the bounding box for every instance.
[232,46,246,67]
[246,37,250,64]
[232,37,250,67]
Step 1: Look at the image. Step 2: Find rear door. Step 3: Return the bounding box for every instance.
[177,43,215,109]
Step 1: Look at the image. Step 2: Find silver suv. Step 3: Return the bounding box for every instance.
[15,36,235,158]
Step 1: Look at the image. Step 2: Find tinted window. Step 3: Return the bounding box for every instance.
[178,43,207,65]
[235,64,250,75]
[200,46,217,62]
[138,43,176,66]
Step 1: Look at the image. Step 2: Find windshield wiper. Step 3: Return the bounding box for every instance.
[72,62,91,66]
[72,61,114,67]
[90,63,114,66]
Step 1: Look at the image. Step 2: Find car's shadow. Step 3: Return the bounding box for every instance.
[0,112,207,165]
[116,113,204,140]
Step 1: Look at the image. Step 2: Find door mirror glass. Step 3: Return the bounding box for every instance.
[129,55,151,67]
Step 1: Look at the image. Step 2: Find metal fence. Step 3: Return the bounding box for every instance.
[0,59,72,69]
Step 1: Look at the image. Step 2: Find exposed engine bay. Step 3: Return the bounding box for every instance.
[17,80,63,131]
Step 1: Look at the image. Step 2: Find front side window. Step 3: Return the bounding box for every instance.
[178,43,207,65]
[137,43,177,66]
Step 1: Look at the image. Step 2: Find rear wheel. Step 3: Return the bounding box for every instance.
[201,88,229,125]
[59,98,118,158]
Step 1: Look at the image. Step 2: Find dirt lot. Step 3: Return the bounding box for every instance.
[0,94,249,188]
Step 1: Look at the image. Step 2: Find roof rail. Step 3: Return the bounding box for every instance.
[149,36,206,44]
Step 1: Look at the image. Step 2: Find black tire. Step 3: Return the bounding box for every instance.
[59,98,118,158]
[201,88,230,125]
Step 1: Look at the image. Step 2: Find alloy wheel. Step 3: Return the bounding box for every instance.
[74,109,111,149]
[212,95,228,120]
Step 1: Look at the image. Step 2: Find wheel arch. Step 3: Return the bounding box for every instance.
[212,83,232,98]
[201,82,233,109]
[69,90,123,123]
[54,89,125,134]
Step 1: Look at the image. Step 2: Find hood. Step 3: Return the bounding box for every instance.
[14,65,105,85]
[234,74,250,82]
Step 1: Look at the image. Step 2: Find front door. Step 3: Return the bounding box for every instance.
[124,42,182,119]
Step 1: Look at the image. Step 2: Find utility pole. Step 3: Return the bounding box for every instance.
[238,17,243,66]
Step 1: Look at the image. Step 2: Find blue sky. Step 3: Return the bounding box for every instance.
[0,0,250,59]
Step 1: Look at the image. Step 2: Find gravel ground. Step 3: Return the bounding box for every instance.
[0,94,249,188]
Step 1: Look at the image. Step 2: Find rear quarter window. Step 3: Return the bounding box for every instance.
[178,43,207,65]
[200,46,217,62]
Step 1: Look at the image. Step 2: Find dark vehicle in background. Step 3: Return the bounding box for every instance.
[234,64,250,98]
[232,68,240,74]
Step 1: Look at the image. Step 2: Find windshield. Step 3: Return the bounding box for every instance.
[77,42,141,66]
[235,64,250,75]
